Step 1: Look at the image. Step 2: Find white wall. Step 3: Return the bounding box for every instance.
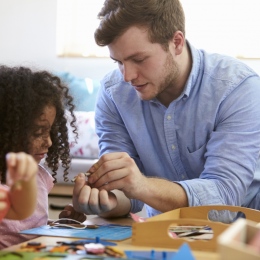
[0,0,260,80]
[0,0,116,80]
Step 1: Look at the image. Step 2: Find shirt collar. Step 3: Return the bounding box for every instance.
[183,40,202,98]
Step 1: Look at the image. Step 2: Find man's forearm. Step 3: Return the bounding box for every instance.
[136,177,188,213]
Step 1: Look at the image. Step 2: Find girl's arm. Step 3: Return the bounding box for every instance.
[4,152,38,220]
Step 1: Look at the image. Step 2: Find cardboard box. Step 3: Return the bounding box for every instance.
[132,206,260,251]
[218,218,260,260]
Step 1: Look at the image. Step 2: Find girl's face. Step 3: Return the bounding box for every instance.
[29,105,56,163]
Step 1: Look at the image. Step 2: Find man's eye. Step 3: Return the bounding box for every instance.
[114,60,123,65]
[134,58,144,63]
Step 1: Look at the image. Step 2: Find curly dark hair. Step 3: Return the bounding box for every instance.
[0,65,77,184]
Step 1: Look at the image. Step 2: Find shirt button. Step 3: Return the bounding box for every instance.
[181,174,185,179]
[167,115,172,120]
[171,145,175,150]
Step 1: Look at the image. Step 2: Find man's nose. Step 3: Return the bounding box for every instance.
[122,63,138,83]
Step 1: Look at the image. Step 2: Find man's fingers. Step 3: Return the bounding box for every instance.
[73,173,87,197]
[88,188,102,214]
[99,190,117,211]
[88,152,131,185]
[72,177,118,215]
[73,183,91,213]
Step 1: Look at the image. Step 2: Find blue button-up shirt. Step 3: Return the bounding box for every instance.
[95,42,260,222]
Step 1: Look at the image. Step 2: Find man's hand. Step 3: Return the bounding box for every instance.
[83,152,188,214]
[87,152,147,199]
[72,172,118,215]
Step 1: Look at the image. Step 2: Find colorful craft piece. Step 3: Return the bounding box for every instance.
[84,243,105,254]
[125,250,176,260]
[172,243,196,260]
[57,237,117,246]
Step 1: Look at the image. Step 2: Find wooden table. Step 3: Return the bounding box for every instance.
[3,216,220,260]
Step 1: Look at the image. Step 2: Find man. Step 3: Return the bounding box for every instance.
[73,0,260,222]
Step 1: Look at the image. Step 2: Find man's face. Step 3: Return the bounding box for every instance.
[108,26,180,102]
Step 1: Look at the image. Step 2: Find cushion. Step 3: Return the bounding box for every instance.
[55,71,100,112]
[68,111,99,159]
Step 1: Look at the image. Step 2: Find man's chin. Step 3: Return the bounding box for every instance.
[136,91,155,101]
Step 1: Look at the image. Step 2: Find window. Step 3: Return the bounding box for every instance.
[57,0,260,59]
[56,0,108,57]
[182,0,260,59]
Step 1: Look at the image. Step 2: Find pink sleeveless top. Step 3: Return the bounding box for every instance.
[0,165,54,249]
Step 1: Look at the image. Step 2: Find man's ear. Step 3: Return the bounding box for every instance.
[169,31,185,55]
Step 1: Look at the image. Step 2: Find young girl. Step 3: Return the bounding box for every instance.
[0,65,85,249]
[0,152,37,222]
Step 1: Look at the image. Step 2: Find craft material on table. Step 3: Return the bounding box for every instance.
[48,218,99,229]
[57,237,117,246]
[0,251,128,260]
[20,224,132,241]
[0,243,195,260]
[71,172,91,183]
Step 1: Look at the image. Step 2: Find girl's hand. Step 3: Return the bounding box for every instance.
[6,152,38,190]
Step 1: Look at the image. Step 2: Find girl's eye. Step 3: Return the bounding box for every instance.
[33,132,43,138]
[33,129,49,139]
